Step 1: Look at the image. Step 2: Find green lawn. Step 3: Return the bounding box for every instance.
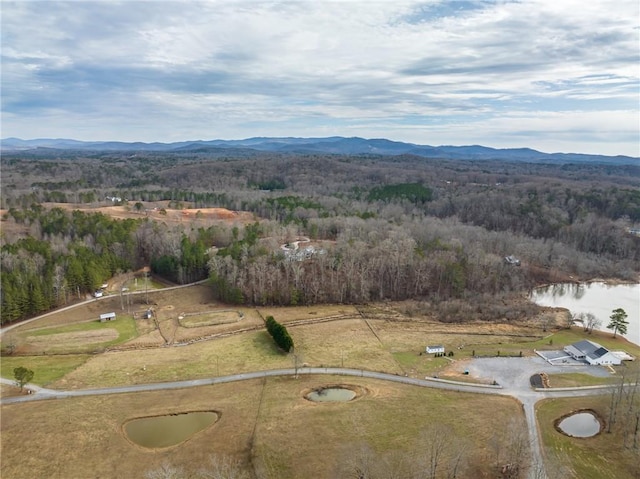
[1,316,138,356]
[26,316,137,343]
[537,396,639,479]
[546,372,619,388]
[0,354,90,386]
[392,351,451,376]
[468,327,640,359]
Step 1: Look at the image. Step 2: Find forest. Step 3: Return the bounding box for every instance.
[1,149,639,324]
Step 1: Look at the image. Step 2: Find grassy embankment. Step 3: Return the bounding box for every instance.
[537,395,639,479]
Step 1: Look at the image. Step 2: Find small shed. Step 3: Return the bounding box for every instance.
[426,345,445,354]
[99,312,116,322]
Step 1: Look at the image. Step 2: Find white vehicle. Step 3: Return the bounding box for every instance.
[94,291,103,298]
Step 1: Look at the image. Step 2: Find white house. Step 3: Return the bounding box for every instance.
[99,312,117,323]
[426,345,445,354]
[563,340,621,366]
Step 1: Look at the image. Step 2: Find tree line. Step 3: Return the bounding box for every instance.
[2,150,638,323]
[0,206,209,324]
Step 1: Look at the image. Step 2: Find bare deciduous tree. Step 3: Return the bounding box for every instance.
[198,454,250,479]
[145,462,185,479]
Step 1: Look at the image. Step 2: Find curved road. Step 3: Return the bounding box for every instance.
[1,293,632,479]
[2,362,630,479]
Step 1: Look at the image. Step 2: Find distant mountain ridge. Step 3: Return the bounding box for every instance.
[1,136,638,165]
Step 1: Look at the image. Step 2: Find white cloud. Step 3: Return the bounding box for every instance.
[1,0,638,155]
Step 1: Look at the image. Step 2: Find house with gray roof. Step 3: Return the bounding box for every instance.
[564,340,621,366]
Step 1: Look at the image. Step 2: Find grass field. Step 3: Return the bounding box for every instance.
[545,373,621,388]
[2,284,640,477]
[6,315,137,355]
[537,395,640,479]
[179,309,244,328]
[0,354,90,387]
[0,375,525,479]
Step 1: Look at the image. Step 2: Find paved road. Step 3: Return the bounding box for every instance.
[0,367,505,404]
[0,298,629,479]
[2,360,629,479]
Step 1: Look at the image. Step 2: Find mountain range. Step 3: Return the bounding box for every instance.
[1,136,638,165]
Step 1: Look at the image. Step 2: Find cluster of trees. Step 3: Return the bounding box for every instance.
[1,208,139,323]
[365,182,433,204]
[331,419,540,479]
[0,205,211,324]
[145,454,249,479]
[1,149,638,322]
[607,371,640,453]
[207,219,531,308]
[150,234,209,284]
[264,315,293,352]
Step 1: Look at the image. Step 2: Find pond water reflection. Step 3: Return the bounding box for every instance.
[557,411,601,438]
[530,282,639,346]
[306,387,356,402]
[124,411,218,448]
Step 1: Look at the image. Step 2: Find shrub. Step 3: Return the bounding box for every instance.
[264,315,294,352]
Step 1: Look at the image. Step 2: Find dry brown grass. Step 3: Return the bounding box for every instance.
[5,284,551,389]
[0,383,22,398]
[537,395,640,479]
[5,283,624,477]
[26,329,118,348]
[1,375,525,479]
[179,310,244,327]
[257,304,361,323]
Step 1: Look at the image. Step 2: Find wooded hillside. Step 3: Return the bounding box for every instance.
[1,150,638,324]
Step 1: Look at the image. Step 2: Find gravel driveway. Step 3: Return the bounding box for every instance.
[464,356,612,394]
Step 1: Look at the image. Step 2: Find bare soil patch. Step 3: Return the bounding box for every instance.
[42,201,258,227]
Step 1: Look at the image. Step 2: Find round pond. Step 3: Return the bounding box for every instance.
[124,411,218,448]
[556,410,601,438]
[306,387,357,402]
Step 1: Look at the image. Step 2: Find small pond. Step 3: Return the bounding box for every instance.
[124,411,218,448]
[306,387,357,402]
[556,410,601,438]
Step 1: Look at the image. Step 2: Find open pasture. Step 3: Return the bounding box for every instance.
[179,309,245,328]
[0,375,525,479]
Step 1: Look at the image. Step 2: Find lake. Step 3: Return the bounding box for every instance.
[530,282,639,346]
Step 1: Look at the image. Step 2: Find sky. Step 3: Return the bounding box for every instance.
[1,0,639,156]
